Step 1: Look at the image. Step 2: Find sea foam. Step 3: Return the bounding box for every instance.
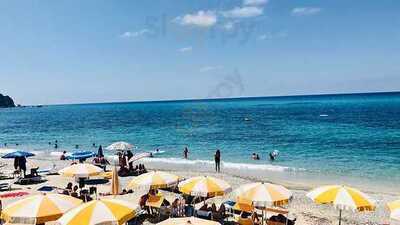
[136,157,303,180]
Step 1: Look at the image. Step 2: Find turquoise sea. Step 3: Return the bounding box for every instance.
[1,92,400,192]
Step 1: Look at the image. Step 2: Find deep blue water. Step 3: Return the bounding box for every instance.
[1,92,400,188]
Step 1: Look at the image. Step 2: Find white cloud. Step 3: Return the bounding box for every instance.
[243,0,268,6]
[258,31,288,40]
[174,10,217,28]
[291,7,321,16]
[200,66,223,72]
[178,46,193,53]
[222,21,236,31]
[222,6,263,18]
[120,29,152,38]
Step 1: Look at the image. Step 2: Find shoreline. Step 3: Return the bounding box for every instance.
[1,148,399,196]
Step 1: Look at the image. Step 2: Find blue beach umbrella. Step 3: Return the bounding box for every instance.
[2,150,35,159]
[66,150,96,160]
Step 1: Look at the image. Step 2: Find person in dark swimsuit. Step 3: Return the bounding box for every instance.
[183,147,189,159]
[214,149,221,173]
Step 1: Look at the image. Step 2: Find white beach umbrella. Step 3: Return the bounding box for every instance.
[106,141,133,152]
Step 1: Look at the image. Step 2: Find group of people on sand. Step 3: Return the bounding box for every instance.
[117,150,147,176]
[198,202,227,223]
[139,189,186,217]
[92,154,110,171]
[62,182,93,202]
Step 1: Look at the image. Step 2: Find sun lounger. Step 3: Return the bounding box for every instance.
[237,217,254,225]
[15,175,44,185]
[268,214,295,225]
[267,221,285,225]
[38,163,58,175]
[84,178,109,185]
[195,210,212,220]
[0,182,11,191]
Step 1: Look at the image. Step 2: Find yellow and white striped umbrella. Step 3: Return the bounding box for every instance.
[388,200,400,221]
[157,217,220,225]
[1,193,82,224]
[127,171,179,190]
[234,182,292,207]
[307,185,375,225]
[56,199,139,225]
[307,185,375,211]
[178,176,231,197]
[59,163,103,178]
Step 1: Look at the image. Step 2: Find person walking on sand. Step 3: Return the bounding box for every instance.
[214,149,221,172]
[183,147,189,159]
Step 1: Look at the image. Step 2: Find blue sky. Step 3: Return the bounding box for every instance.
[0,0,399,105]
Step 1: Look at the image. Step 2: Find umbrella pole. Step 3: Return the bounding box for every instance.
[338,209,342,225]
[262,209,264,225]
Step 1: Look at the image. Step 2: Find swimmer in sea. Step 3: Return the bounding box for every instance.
[183,147,189,159]
[269,152,275,161]
[252,153,260,160]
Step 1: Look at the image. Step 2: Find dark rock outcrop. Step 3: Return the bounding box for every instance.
[0,94,15,108]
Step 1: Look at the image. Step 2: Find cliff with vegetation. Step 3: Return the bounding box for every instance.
[0,93,15,108]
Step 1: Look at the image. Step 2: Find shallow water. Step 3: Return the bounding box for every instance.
[1,92,399,193]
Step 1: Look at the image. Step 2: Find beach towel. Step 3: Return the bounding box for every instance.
[0,191,29,198]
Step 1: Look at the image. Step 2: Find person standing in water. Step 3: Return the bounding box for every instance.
[214,149,221,173]
[183,147,189,159]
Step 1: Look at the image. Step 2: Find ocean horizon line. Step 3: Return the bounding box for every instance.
[24,90,400,107]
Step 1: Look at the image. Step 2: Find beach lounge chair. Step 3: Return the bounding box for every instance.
[267,221,285,225]
[237,217,254,225]
[196,210,212,220]
[194,203,212,220]
[0,182,11,191]
[268,214,295,225]
[37,163,58,175]
[15,175,44,185]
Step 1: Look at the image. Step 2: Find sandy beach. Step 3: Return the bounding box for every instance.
[0,156,394,225]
